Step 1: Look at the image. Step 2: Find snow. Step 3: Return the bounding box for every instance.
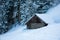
[7,24,27,33]
[47,4,60,23]
[36,14,54,24]
[0,23,60,40]
[0,3,60,40]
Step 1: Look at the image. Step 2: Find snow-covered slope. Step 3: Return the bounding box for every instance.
[0,3,60,40]
[36,14,54,24]
[47,4,60,23]
[0,23,60,40]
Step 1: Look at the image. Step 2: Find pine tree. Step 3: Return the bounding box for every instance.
[16,0,21,24]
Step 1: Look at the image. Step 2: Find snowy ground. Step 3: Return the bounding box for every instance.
[0,23,60,40]
[0,4,60,40]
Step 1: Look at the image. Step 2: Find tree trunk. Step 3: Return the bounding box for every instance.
[17,0,21,23]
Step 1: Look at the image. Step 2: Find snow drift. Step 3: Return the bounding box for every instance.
[47,4,60,23]
[0,23,60,40]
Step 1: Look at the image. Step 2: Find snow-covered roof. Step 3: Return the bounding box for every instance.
[36,14,54,24]
[25,14,35,24]
[25,13,54,24]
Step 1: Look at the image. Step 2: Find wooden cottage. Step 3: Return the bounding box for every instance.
[25,14,49,29]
